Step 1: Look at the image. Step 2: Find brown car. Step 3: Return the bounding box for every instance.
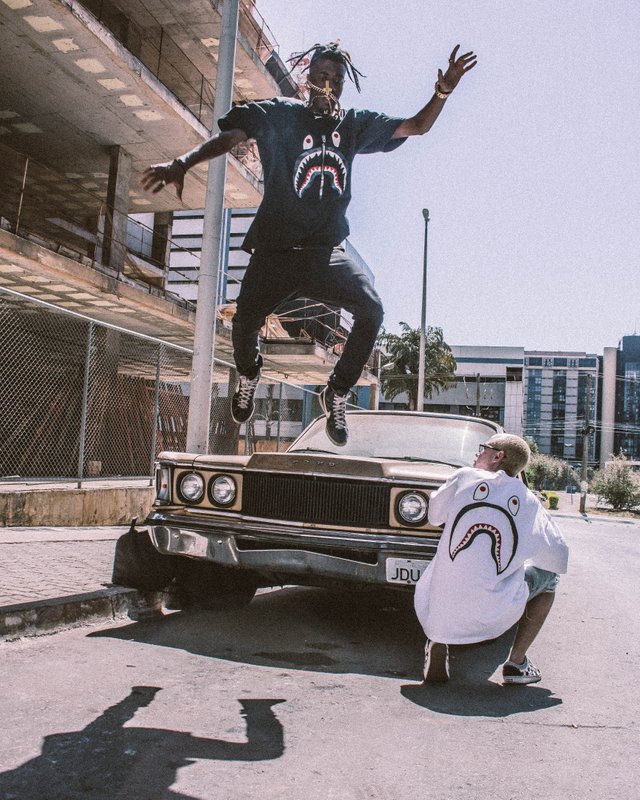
[113,411,503,609]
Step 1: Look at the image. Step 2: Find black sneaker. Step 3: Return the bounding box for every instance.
[231,372,260,424]
[502,656,541,685]
[423,639,450,683]
[320,385,348,446]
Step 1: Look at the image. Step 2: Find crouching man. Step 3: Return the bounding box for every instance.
[414,434,569,685]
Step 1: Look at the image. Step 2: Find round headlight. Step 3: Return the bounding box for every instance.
[210,474,237,506]
[396,492,429,526]
[179,472,204,502]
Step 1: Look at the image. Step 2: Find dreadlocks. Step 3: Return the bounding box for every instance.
[288,41,366,93]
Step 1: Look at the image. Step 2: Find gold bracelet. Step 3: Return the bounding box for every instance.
[434,81,451,100]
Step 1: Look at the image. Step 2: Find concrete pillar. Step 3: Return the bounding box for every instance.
[103,145,132,273]
[600,347,617,467]
[151,211,173,291]
[368,379,379,410]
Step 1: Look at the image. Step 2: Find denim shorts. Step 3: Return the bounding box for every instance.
[525,566,559,598]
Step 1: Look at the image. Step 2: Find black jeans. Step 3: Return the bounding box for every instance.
[232,246,384,393]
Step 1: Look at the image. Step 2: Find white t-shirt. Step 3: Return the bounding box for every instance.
[414,467,569,645]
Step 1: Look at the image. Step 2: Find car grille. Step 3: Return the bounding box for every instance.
[242,471,390,528]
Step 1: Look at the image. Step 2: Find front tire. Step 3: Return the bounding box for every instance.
[112,522,179,591]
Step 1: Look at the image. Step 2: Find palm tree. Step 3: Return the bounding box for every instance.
[377,322,457,411]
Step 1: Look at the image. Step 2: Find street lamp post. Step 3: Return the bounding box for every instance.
[186,0,240,454]
[417,208,429,411]
[579,373,593,514]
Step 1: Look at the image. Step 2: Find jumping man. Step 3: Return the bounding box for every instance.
[142,42,477,445]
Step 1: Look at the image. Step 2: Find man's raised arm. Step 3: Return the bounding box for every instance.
[141,128,248,200]
[392,45,477,139]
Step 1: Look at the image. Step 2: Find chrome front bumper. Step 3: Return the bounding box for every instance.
[145,511,439,587]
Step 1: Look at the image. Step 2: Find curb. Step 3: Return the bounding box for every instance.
[0,587,139,642]
[550,510,639,525]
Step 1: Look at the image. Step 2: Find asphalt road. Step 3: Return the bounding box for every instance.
[0,516,638,800]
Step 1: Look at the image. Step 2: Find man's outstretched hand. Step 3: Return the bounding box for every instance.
[438,45,477,93]
[141,160,186,201]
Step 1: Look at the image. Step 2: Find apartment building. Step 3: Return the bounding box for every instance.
[378,336,640,471]
[522,351,598,465]
[600,335,640,465]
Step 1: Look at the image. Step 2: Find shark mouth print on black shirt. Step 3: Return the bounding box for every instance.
[293,132,347,199]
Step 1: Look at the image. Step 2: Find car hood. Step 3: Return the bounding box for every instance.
[246,452,458,481]
[159,451,459,482]
[160,452,249,468]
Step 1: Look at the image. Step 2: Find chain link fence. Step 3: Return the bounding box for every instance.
[0,287,363,484]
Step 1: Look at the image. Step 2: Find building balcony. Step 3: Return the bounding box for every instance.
[0,0,297,214]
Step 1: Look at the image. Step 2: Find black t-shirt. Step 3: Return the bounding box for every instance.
[218,97,406,252]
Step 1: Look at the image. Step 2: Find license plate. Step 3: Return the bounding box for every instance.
[385,558,430,585]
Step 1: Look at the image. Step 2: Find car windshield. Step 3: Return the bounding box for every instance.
[288,412,500,467]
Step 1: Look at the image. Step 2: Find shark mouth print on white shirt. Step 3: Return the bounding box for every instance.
[293,132,347,199]
[448,481,521,574]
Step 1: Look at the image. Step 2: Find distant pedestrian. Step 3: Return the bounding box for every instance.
[143,41,476,445]
[414,434,569,684]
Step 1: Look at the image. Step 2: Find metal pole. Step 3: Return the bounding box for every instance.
[369,348,381,410]
[417,208,429,411]
[579,372,592,513]
[156,28,163,77]
[276,381,283,451]
[77,321,94,488]
[186,0,240,454]
[149,344,163,485]
[15,156,29,235]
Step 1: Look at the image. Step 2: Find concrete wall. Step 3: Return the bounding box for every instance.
[0,486,155,527]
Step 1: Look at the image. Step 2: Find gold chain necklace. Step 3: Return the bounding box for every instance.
[305,79,341,118]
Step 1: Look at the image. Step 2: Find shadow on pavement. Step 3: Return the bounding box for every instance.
[90,585,426,680]
[0,686,285,800]
[401,632,563,717]
[401,680,561,717]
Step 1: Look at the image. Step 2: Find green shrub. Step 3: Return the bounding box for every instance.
[590,453,640,511]
[548,493,559,510]
[526,453,579,491]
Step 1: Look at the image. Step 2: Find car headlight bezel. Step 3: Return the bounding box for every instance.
[177,471,205,503]
[395,490,429,527]
[208,474,237,507]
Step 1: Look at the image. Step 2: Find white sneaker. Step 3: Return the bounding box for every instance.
[502,656,542,685]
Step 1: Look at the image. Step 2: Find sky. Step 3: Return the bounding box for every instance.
[256,0,640,355]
